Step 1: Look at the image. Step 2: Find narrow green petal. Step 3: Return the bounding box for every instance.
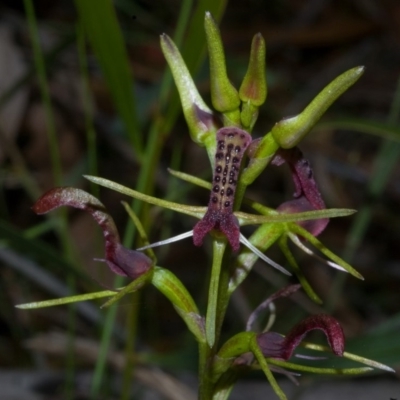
[204,12,240,123]
[271,66,365,148]
[84,175,206,219]
[160,33,217,147]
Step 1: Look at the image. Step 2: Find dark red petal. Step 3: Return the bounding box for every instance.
[282,314,345,359]
[33,187,152,279]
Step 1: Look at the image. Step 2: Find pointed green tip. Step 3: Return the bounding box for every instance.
[204,11,240,113]
[239,33,267,107]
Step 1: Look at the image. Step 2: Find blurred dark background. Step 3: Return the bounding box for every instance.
[0,0,399,399]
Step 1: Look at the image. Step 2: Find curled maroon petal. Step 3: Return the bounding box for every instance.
[257,314,345,360]
[283,314,344,359]
[193,127,252,251]
[32,187,152,279]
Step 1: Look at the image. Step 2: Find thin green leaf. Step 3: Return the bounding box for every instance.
[75,0,142,154]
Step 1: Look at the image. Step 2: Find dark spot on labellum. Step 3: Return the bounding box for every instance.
[224,201,231,207]
[216,152,223,159]
[216,166,222,173]
[215,176,221,182]
[229,179,236,185]
[232,157,239,163]
[220,189,224,196]
[235,146,241,153]
[226,188,233,196]
[213,185,220,193]
[240,134,245,138]
[227,143,234,150]
[230,171,235,177]
[228,133,234,138]
[225,155,230,162]
[222,177,227,185]
[212,196,218,203]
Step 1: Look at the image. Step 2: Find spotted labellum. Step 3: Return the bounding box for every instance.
[193,127,252,251]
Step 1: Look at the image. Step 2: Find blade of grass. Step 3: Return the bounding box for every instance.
[75,0,143,156]
[24,2,79,397]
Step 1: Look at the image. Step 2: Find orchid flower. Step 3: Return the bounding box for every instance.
[17,11,393,400]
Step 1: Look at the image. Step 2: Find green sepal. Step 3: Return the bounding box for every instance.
[289,224,364,280]
[271,66,365,149]
[204,12,240,116]
[151,266,205,343]
[84,175,206,219]
[160,33,217,148]
[278,235,322,304]
[239,33,267,107]
[101,268,153,308]
[213,332,254,379]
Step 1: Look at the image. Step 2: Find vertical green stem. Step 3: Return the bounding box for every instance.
[206,238,227,347]
[24,2,78,398]
[76,24,98,197]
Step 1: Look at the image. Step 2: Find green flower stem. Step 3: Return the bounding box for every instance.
[206,238,228,347]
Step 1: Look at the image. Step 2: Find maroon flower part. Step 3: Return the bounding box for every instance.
[32,187,152,279]
[257,314,345,360]
[273,147,328,236]
[193,127,252,251]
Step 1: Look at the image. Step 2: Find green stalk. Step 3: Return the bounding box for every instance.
[206,238,227,347]
[24,1,77,397]
[76,24,98,197]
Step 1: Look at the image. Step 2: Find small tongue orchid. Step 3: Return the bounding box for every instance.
[18,11,392,400]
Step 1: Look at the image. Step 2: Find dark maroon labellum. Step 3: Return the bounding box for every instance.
[193,127,252,251]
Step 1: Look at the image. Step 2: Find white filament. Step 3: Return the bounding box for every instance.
[289,233,347,272]
[239,233,291,276]
[136,230,194,251]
